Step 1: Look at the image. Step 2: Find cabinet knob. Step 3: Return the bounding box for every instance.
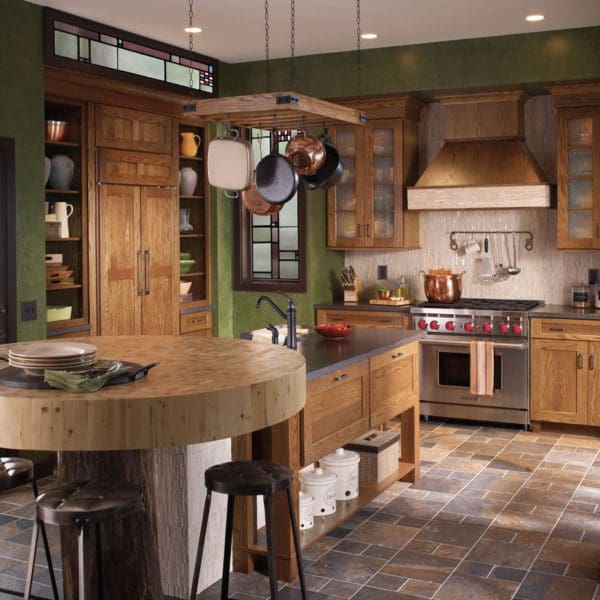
[590,354,596,370]
[577,353,583,369]
[391,352,403,359]
[334,373,349,382]
[549,327,566,332]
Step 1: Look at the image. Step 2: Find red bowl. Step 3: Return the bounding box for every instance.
[314,323,353,339]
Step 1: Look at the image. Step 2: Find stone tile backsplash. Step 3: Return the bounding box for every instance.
[346,209,600,305]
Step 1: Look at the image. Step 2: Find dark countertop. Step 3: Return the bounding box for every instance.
[530,305,600,320]
[314,301,412,313]
[297,328,423,381]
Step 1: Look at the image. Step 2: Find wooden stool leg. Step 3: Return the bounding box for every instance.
[31,480,60,600]
[285,488,307,600]
[264,493,278,600]
[24,518,40,600]
[221,495,235,600]
[77,522,89,600]
[189,489,213,600]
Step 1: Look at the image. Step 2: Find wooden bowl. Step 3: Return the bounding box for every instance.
[314,323,353,339]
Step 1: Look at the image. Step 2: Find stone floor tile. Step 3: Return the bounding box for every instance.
[530,558,568,575]
[415,518,487,548]
[366,573,407,591]
[306,551,386,585]
[317,579,361,597]
[454,560,493,577]
[512,487,574,509]
[351,585,424,600]
[399,577,441,598]
[432,544,469,560]
[551,509,600,543]
[382,497,445,520]
[410,476,468,495]
[334,539,369,555]
[363,545,398,560]
[442,496,508,519]
[382,549,459,583]
[287,573,330,592]
[538,538,600,569]
[465,538,539,569]
[516,571,598,600]
[347,521,419,549]
[433,573,519,600]
[489,565,527,582]
[494,504,563,534]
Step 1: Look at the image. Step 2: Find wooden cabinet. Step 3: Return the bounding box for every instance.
[97,184,178,335]
[45,98,89,336]
[98,148,177,186]
[315,307,411,330]
[530,318,600,426]
[180,309,212,336]
[549,84,600,249]
[326,98,421,249]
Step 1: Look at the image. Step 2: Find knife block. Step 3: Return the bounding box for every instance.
[343,277,361,303]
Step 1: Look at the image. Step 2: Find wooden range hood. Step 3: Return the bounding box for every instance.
[407,91,552,210]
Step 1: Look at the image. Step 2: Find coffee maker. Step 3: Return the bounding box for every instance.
[589,269,600,309]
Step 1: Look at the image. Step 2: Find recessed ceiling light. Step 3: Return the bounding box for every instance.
[184,26,203,33]
[361,33,378,40]
[526,14,545,22]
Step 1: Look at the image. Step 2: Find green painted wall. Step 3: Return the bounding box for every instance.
[221,26,600,98]
[0,0,45,341]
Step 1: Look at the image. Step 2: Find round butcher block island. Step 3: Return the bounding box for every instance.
[0,335,306,599]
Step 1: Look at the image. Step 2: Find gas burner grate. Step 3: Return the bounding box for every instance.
[418,298,542,311]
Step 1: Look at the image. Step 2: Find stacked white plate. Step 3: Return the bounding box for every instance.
[8,342,97,376]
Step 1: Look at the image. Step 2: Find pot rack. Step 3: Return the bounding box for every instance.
[450,230,534,251]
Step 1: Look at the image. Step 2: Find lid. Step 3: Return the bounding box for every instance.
[299,491,314,504]
[320,447,360,467]
[300,467,336,485]
[345,430,400,454]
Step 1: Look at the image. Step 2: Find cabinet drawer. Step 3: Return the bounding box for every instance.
[316,308,410,329]
[370,341,419,427]
[180,310,212,334]
[531,318,600,340]
[98,149,177,186]
[303,360,369,465]
[95,105,172,154]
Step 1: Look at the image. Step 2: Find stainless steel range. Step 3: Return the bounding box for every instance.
[411,298,543,427]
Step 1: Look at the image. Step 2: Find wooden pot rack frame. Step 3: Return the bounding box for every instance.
[183,91,367,129]
[450,230,534,251]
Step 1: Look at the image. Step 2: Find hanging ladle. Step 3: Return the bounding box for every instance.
[507,232,521,275]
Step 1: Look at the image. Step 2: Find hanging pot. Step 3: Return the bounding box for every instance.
[255,132,299,205]
[207,129,253,191]
[301,136,344,190]
[240,178,283,216]
[285,131,326,175]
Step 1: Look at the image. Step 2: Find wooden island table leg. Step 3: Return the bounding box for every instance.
[58,450,163,599]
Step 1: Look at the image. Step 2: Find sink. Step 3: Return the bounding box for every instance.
[250,324,310,346]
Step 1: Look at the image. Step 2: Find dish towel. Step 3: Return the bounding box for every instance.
[44,360,131,393]
[470,340,494,396]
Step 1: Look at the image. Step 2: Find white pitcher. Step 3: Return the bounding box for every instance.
[53,202,73,239]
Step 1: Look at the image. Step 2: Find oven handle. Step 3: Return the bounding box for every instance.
[419,338,527,350]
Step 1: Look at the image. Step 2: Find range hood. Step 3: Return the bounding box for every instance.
[407,91,552,210]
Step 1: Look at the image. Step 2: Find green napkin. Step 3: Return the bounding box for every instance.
[44,360,132,393]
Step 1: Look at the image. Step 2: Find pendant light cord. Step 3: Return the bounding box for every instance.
[187,0,195,96]
[290,0,296,90]
[356,0,362,110]
[264,0,271,92]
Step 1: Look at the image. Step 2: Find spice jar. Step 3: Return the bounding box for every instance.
[571,281,592,308]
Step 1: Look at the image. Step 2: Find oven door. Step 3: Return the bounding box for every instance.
[420,336,528,410]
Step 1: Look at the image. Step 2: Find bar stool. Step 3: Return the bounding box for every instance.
[0,457,59,599]
[189,460,307,600]
[24,479,144,600]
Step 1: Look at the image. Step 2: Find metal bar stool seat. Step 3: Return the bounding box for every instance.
[0,457,59,599]
[190,460,307,600]
[24,480,144,600]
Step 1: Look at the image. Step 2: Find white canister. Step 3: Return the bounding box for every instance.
[299,491,314,530]
[300,467,337,516]
[319,448,360,501]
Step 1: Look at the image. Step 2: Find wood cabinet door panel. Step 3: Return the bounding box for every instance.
[530,338,588,424]
[316,308,410,329]
[97,185,141,335]
[98,149,177,186]
[370,341,418,427]
[140,187,178,335]
[180,310,212,334]
[95,105,172,154]
[588,341,600,425]
[303,361,369,465]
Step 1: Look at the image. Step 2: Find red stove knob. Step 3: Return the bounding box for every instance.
[417,319,428,330]
[483,322,493,333]
[463,322,474,333]
[430,320,440,330]
[445,321,455,331]
[499,322,509,334]
[512,323,523,334]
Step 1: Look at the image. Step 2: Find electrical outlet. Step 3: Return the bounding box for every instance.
[377,265,388,280]
[21,300,37,321]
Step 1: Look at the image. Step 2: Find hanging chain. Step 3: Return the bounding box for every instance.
[187,0,195,95]
[264,0,271,92]
[356,0,362,108]
[290,0,296,90]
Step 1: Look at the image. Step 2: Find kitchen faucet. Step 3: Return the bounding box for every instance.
[255,293,297,349]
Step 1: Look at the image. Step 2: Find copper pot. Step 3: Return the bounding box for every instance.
[285,131,325,175]
[422,272,464,303]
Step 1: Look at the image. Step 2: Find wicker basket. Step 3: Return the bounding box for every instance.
[345,430,400,484]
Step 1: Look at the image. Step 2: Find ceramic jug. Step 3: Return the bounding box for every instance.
[53,201,74,239]
[179,208,193,232]
[180,132,201,157]
[49,154,74,190]
[180,167,198,196]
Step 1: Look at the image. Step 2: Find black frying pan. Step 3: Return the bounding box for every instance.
[301,136,344,190]
[255,131,299,205]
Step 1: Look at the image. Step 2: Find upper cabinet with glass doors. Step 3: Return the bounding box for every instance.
[326,98,422,249]
[550,84,600,250]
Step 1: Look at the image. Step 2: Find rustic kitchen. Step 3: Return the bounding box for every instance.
[0,0,599,598]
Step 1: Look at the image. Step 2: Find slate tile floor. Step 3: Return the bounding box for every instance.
[0,420,599,599]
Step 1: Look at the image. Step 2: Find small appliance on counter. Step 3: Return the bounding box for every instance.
[589,270,600,309]
[571,281,593,308]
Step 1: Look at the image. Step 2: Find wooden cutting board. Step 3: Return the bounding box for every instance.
[368,298,414,306]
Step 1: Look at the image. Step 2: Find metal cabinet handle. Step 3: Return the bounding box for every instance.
[357,224,362,238]
[144,250,151,295]
[334,373,349,382]
[137,251,144,296]
[577,353,583,369]
[191,319,204,324]
[597,224,600,239]
[590,354,596,370]
[391,352,404,359]
[549,327,566,332]
[366,223,371,237]
[378,319,393,323]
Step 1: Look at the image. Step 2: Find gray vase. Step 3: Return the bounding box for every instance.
[49,154,74,190]
[44,156,51,186]
[180,167,198,196]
